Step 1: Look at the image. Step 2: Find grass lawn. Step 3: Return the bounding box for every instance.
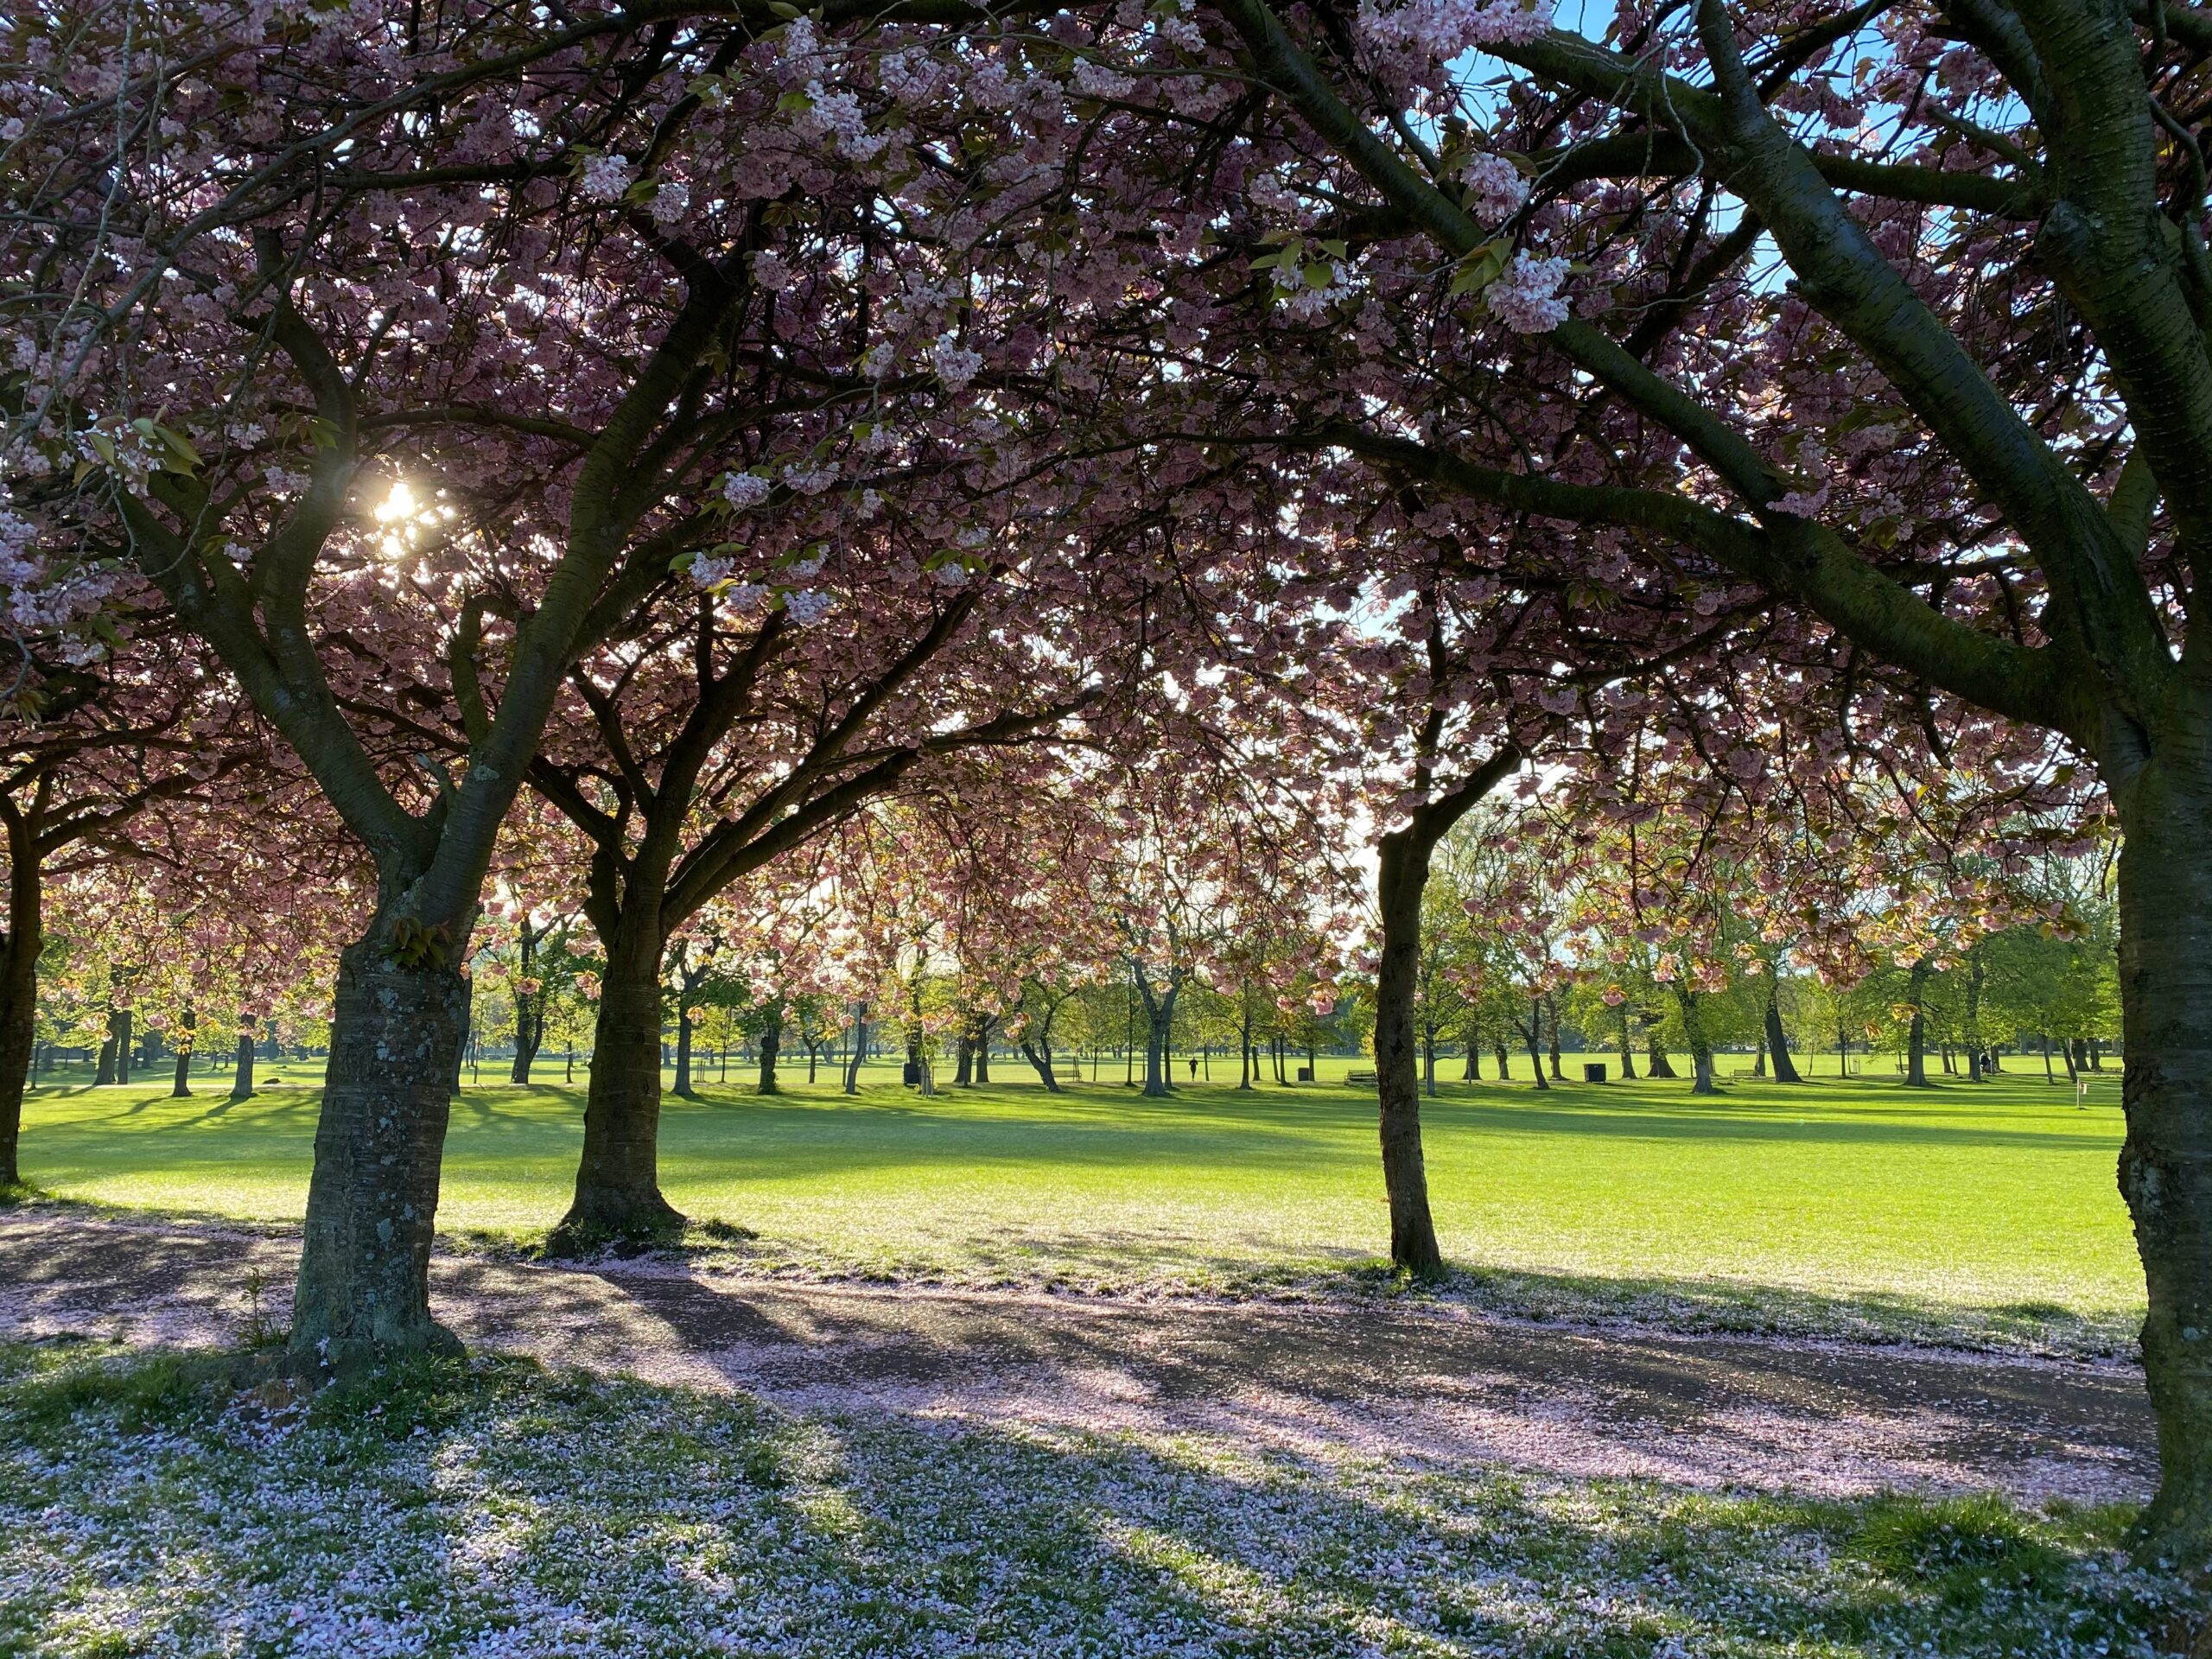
[0,1339,2192,1659]
[11,1054,2141,1352]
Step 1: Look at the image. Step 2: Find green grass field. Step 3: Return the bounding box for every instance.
[10,1053,2141,1351]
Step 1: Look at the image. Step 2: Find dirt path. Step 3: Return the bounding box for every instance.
[0,1211,2155,1504]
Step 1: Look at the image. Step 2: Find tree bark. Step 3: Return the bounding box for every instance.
[559,919,685,1243]
[509,920,546,1084]
[1616,1007,1637,1080]
[1521,996,1549,1090]
[2112,754,2212,1561]
[1904,958,1935,1088]
[1646,1027,1678,1079]
[973,1014,993,1084]
[1372,829,1445,1277]
[1020,1039,1060,1091]
[169,1007,194,1099]
[844,1003,868,1094]
[0,825,41,1186]
[952,1024,974,1086]
[1764,986,1802,1083]
[756,1001,782,1095]
[1675,986,1716,1095]
[290,938,469,1367]
[230,1026,256,1102]
[1544,992,1563,1080]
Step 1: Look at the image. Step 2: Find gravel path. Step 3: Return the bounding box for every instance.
[0,1210,2156,1504]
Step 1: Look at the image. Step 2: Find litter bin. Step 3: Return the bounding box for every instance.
[1295,1065,1314,1082]
[1583,1063,1607,1083]
[902,1060,922,1085]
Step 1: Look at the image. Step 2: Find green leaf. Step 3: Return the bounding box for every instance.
[776,89,813,114]
[1302,261,1335,289]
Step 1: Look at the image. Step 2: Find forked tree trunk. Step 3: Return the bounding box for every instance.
[0,834,41,1186]
[1494,1039,1510,1079]
[1646,1029,1678,1079]
[290,938,470,1367]
[1372,830,1444,1277]
[559,921,684,1243]
[1021,1038,1060,1091]
[952,1025,974,1086]
[2111,752,2212,1562]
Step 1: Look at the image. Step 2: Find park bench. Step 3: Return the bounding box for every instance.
[1345,1069,1377,1085]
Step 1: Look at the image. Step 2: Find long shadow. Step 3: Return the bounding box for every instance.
[2,1316,2181,1656]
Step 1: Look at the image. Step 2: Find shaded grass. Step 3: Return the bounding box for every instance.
[14,1056,2141,1352]
[0,1337,2192,1659]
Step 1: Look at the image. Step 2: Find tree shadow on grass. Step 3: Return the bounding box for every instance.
[0,1337,2192,1658]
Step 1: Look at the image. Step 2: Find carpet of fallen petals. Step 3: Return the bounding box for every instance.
[0,1339,2196,1659]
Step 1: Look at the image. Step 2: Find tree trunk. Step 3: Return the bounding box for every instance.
[1494,1038,1510,1079]
[1616,1007,1637,1080]
[2111,760,2212,1560]
[952,1024,974,1087]
[1522,997,1549,1090]
[1647,1030,1678,1079]
[2044,1033,2057,1084]
[672,966,702,1101]
[1544,992,1563,1080]
[974,1015,992,1084]
[1463,1032,1479,1080]
[1764,988,1801,1083]
[559,920,684,1243]
[170,1007,194,1099]
[1961,950,1986,1084]
[289,937,469,1367]
[0,836,41,1186]
[1752,1033,1767,1077]
[1142,1005,1175,1096]
[114,1007,132,1086]
[844,1003,868,1094]
[509,996,542,1084]
[1421,1024,1437,1097]
[230,1027,256,1102]
[1020,1039,1060,1091]
[1675,986,1716,1095]
[1372,831,1445,1277]
[1904,958,1934,1088]
[757,1001,782,1095]
[1237,1009,1254,1089]
[450,993,471,1097]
